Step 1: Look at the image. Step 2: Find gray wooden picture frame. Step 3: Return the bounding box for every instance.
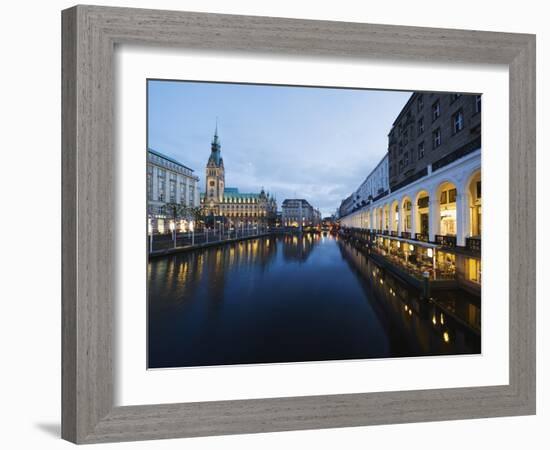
[61,5,536,444]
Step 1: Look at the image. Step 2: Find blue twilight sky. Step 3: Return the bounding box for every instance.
[147,80,412,217]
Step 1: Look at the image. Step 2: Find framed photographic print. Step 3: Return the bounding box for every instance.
[62,5,536,444]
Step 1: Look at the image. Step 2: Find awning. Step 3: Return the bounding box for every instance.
[375,234,439,249]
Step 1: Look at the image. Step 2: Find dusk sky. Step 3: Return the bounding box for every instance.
[147,80,411,217]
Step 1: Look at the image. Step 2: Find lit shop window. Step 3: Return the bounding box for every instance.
[467,258,482,284]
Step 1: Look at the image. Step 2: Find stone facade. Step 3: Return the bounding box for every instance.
[147,148,200,233]
[282,199,321,228]
[200,127,277,224]
[388,92,481,191]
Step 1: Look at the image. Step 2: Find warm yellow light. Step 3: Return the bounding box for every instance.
[379,278,384,285]
[169,221,175,232]
[408,309,412,316]
[397,241,401,248]
[432,315,437,325]
[409,244,414,252]
[189,221,194,232]
[427,248,433,258]
[440,313,445,325]
[443,331,450,343]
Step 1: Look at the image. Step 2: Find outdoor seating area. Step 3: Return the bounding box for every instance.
[371,235,456,281]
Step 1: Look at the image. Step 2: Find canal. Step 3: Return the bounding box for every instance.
[148,233,481,368]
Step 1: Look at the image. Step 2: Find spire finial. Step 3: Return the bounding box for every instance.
[211,117,221,149]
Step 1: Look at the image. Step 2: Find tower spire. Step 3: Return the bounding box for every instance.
[211,117,220,149]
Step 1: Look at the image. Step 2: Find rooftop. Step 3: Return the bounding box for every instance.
[147,148,195,172]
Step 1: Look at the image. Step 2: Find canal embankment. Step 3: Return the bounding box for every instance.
[149,231,273,259]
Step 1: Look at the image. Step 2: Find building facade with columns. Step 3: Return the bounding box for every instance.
[200,127,277,225]
[147,148,200,234]
[340,151,481,294]
[339,93,481,294]
[344,154,390,215]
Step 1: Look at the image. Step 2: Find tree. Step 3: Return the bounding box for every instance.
[187,206,205,230]
[161,202,187,224]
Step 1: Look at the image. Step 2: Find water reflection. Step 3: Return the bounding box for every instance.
[281,233,319,263]
[338,241,480,357]
[148,233,480,368]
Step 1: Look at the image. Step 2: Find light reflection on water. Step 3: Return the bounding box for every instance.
[148,233,480,368]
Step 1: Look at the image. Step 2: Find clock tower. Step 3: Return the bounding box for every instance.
[205,124,225,210]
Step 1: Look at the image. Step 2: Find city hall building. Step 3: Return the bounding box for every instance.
[200,127,277,225]
[339,92,481,295]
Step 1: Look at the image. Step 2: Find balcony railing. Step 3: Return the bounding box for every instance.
[401,231,411,239]
[382,229,389,235]
[431,136,481,172]
[435,234,457,248]
[390,231,398,237]
[414,233,429,242]
[465,237,481,253]
[390,167,428,192]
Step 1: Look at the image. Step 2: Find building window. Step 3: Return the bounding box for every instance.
[467,258,482,284]
[418,141,425,159]
[453,110,464,134]
[418,117,424,135]
[180,183,187,205]
[475,95,482,113]
[440,188,457,205]
[417,94,424,111]
[451,93,461,103]
[399,160,403,173]
[432,100,440,121]
[404,151,409,166]
[403,130,408,145]
[157,169,166,202]
[432,128,441,149]
[147,166,153,200]
[449,188,457,203]
[169,175,177,203]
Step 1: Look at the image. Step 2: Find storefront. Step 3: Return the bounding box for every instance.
[372,235,456,281]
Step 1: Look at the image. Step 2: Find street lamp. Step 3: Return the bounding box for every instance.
[189,220,195,246]
[169,220,176,248]
[148,218,153,254]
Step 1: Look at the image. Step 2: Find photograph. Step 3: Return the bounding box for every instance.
[146,80,482,369]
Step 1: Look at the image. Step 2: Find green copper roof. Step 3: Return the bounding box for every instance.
[223,187,260,199]
[208,124,222,166]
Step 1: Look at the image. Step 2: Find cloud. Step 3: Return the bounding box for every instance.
[148,80,411,216]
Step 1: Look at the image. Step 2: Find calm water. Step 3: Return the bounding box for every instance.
[148,233,480,368]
